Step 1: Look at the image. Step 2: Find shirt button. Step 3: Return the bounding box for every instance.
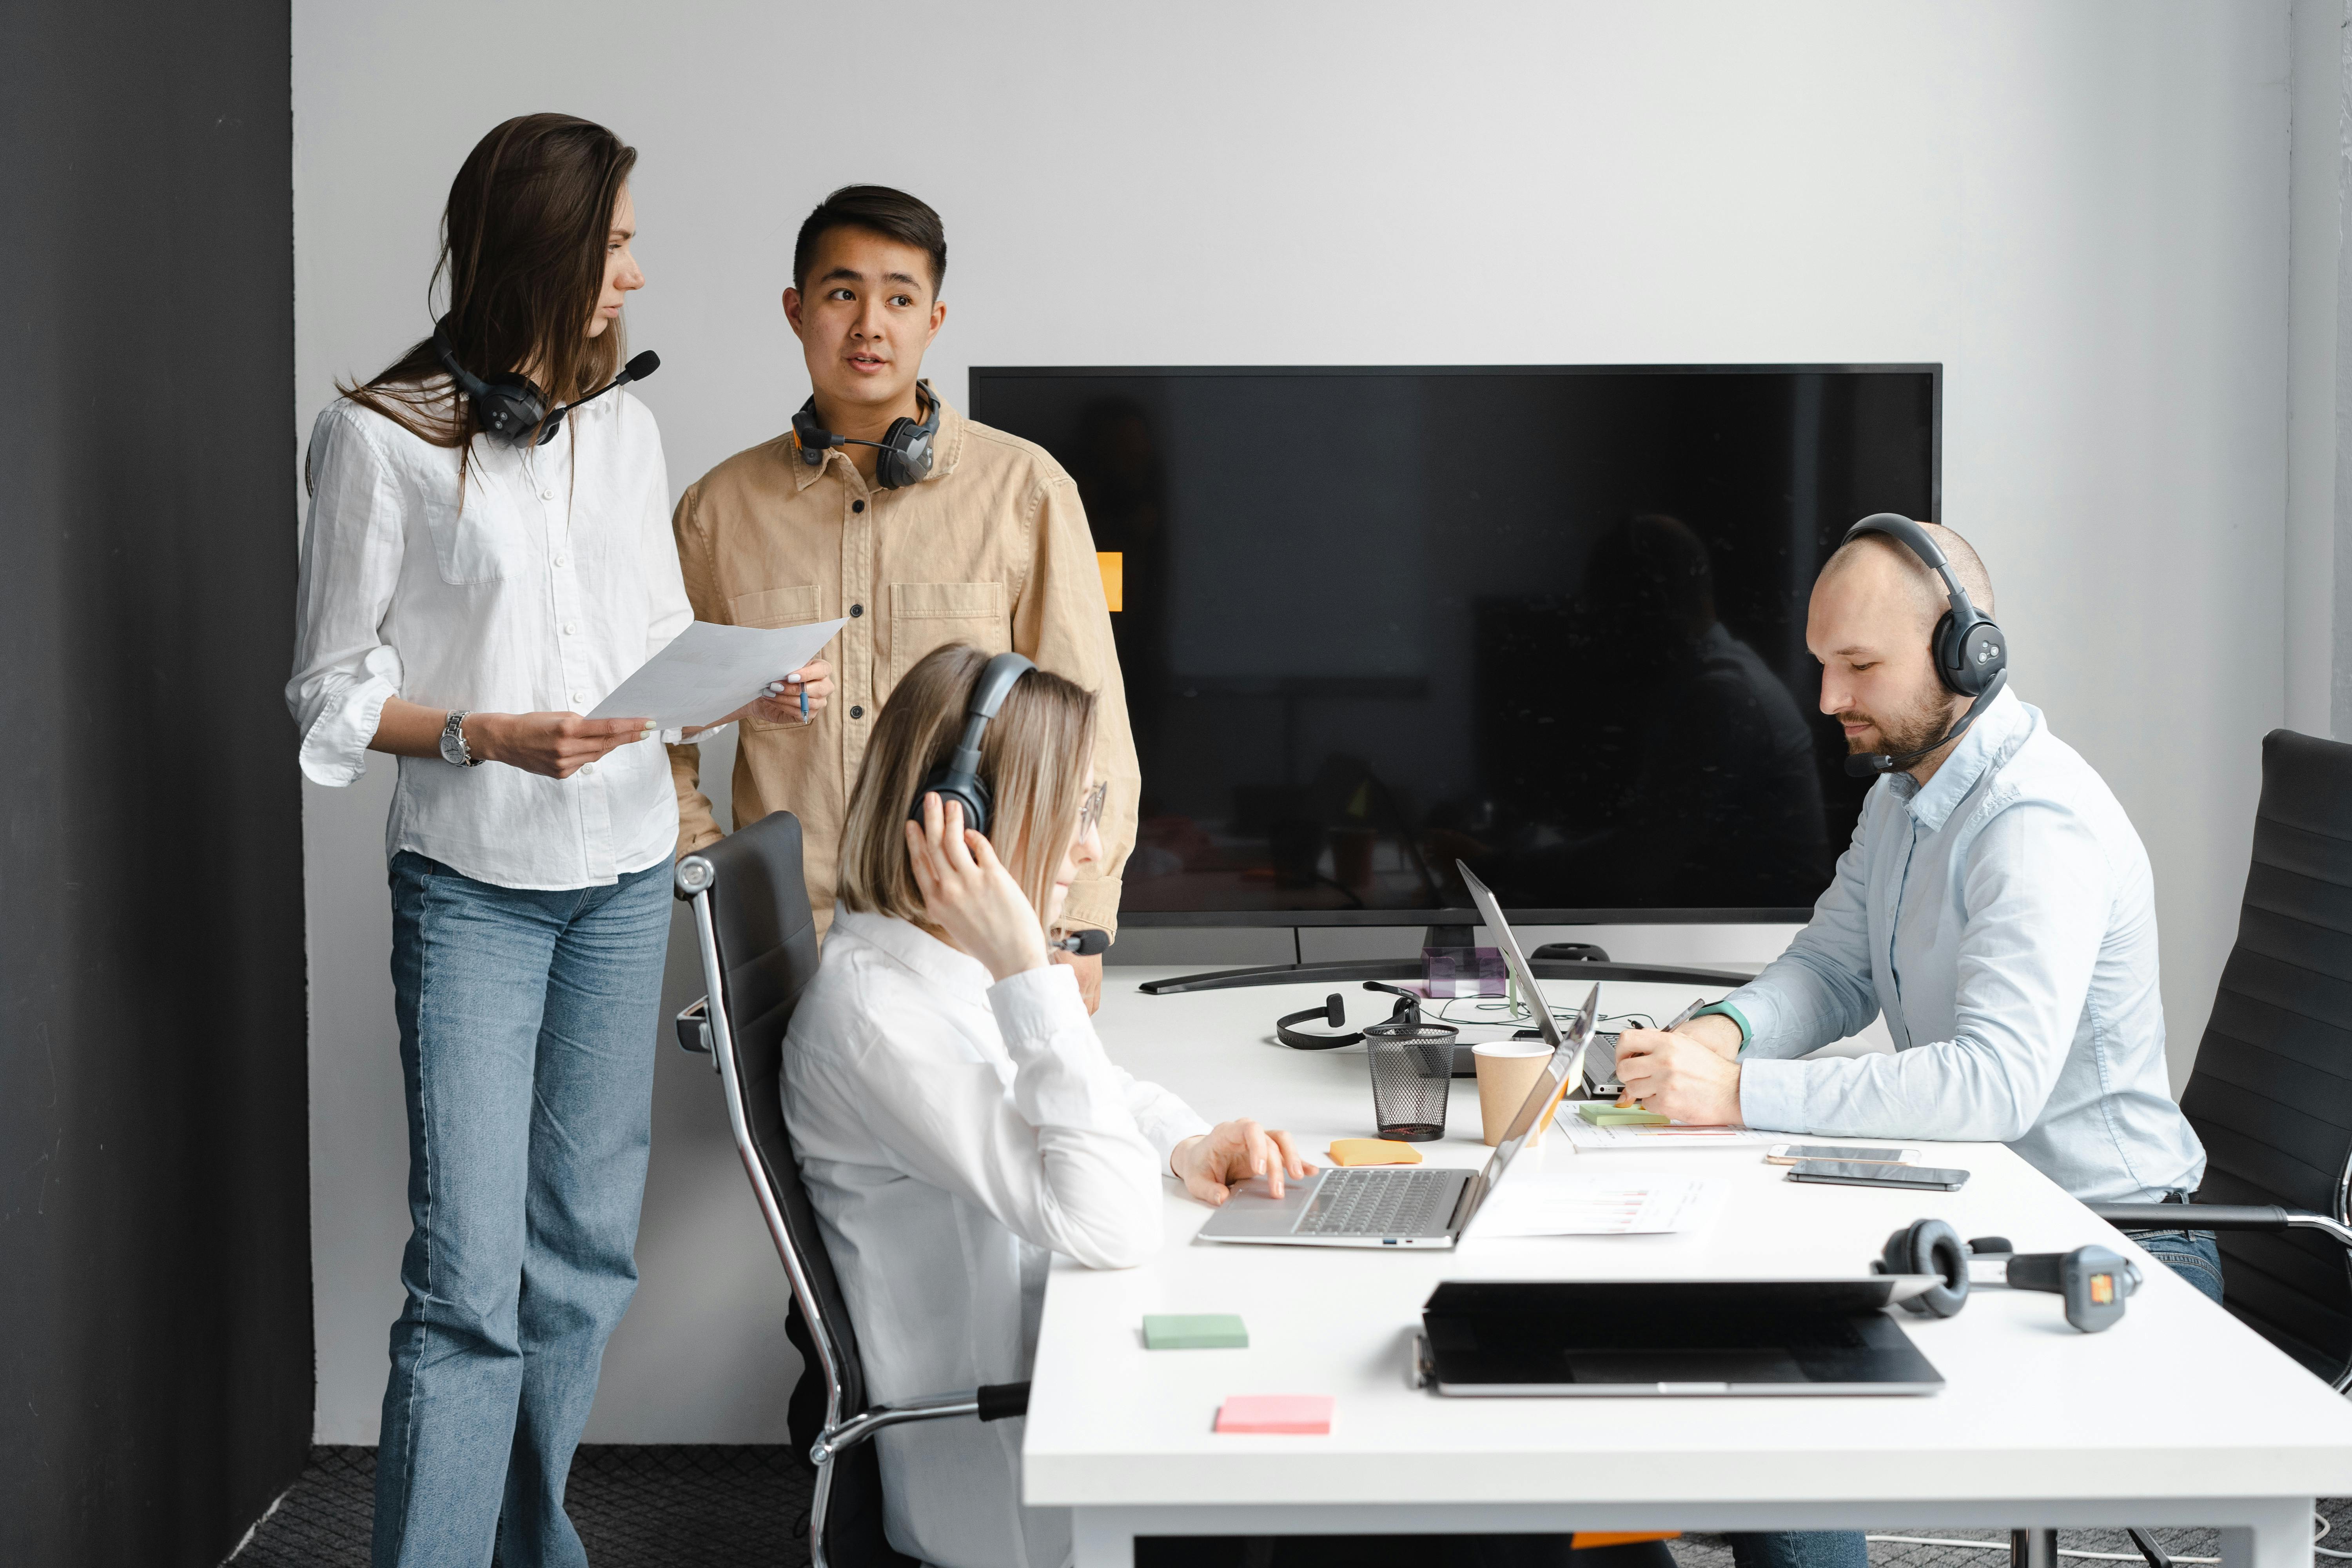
[571,691,586,705]
[540,486,555,500]
[850,604,864,618]
[580,762,596,776]
[852,500,866,514]
[849,705,864,719]
[552,554,567,568]
[562,621,577,635]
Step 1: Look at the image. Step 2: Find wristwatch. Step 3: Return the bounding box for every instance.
[439,710,478,768]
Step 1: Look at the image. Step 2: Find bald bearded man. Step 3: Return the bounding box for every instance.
[1613,517,2214,1568]
[1616,519,2210,1260]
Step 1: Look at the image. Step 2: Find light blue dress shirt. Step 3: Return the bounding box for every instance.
[1730,688,2206,1203]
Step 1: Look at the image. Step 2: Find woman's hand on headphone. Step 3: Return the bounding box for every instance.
[905,791,1050,982]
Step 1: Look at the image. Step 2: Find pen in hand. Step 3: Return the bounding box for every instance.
[1659,998,1706,1034]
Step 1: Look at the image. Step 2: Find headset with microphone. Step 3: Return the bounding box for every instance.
[432,316,659,448]
[908,650,1034,836]
[1276,982,1425,1049]
[1838,513,2009,779]
[1876,1218,2141,1334]
[793,377,942,490]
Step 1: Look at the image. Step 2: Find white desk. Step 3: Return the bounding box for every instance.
[1025,970,2352,1568]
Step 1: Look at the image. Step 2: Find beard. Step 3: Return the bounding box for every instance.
[1841,686,1957,761]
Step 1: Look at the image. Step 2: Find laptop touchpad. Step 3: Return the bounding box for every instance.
[1565,1349,1808,1385]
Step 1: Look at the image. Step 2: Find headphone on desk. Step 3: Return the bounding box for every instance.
[1839,514,2010,777]
[1276,982,1423,1049]
[1876,1218,2141,1333]
[794,378,942,489]
[432,316,660,448]
[908,651,1034,835]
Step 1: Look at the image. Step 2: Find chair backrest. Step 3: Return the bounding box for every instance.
[2182,728,2352,1382]
[679,812,911,1568]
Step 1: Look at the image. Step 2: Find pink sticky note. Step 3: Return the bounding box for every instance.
[1214,1394,1333,1435]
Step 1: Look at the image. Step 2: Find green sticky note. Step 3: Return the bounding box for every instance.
[1578,1102,1671,1126]
[1143,1314,1249,1350]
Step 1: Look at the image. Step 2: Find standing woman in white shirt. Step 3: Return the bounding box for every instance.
[285,114,782,1568]
[786,644,1312,1568]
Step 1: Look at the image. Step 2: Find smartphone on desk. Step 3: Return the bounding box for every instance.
[1786,1159,1969,1192]
[1765,1143,1921,1166]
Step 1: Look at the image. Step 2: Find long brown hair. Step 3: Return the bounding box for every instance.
[340,114,636,451]
[838,644,1099,932]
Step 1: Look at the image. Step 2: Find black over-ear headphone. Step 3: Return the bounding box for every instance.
[1276,982,1424,1049]
[794,377,941,490]
[433,316,661,448]
[1839,513,2010,777]
[908,651,1034,835]
[1875,1218,2142,1333]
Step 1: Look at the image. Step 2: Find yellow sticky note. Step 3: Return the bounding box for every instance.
[1328,1139,1423,1167]
[1096,552,1123,612]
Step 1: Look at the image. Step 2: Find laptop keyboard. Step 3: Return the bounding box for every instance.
[1294,1167,1459,1236]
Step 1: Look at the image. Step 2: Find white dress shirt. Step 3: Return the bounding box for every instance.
[782,909,1210,1568]
[1730,688,2207,1203]
[287,388,691,889]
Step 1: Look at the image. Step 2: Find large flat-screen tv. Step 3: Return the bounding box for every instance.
[969,365,1940,927]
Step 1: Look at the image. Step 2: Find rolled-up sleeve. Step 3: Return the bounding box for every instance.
[1741,800,2108,1140]
[287,406,406,786]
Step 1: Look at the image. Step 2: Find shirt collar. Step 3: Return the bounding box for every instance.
[829,907,994,995]
[1890,684,2032,832]
[784,391,968,494]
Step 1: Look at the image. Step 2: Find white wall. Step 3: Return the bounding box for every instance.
[294,0,2295,1442]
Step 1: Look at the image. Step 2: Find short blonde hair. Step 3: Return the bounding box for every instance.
[837,644,1100,930]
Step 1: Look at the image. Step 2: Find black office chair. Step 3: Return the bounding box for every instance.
[671,810,1030,1568]
[2091,728,2352,1392]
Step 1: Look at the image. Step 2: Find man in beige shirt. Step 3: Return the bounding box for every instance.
[670,185,1136,1005]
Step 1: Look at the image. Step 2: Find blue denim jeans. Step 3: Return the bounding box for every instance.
[1721,1230,2225,1568]
[372,852,671,1568]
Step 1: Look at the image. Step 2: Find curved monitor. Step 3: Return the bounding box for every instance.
[968,364,1939,926]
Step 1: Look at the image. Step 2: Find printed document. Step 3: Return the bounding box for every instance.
[589,619,846,731]
[1468,1172,1712,1239]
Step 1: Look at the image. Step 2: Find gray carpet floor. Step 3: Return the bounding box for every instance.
[228,1449,2352,1568]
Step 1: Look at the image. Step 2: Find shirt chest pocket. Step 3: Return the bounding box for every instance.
[421,492,526,586]
[890,581,1010,687]
[732,585,824,733]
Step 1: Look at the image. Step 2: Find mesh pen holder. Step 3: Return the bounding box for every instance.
[1364,1020,1457,1142]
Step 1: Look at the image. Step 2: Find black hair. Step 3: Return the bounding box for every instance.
[792,184,947,298]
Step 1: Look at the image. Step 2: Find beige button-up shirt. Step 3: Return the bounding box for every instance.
[669,397,1138,936]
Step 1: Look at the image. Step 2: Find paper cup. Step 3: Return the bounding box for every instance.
[1472,1041,1553,1146]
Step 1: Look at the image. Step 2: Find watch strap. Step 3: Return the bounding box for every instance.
[441,710,477,768]
[1691,1000,1751,1049]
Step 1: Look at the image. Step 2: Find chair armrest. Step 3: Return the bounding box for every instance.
[674,998,712,1056]
[977,1380,1030,1422]
[2089,1201,2352,1252]
[809,1381,1033,1467]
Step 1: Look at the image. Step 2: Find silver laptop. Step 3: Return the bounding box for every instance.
[1197,874,1593,1249]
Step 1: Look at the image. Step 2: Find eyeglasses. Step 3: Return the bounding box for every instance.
[1077,780,1108,834]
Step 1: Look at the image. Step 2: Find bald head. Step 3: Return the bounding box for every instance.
[1818,521,1994,634]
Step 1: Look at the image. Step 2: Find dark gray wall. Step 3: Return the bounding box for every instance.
[1,4,310,1565]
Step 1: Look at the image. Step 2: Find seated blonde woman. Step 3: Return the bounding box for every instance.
[783,644,1311,1568]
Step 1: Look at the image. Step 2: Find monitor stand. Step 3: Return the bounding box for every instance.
[1134,925,1755,996]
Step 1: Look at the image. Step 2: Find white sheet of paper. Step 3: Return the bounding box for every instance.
[1551,1112,1783,1153]
[1467,1172,1711,1238]
[588,619,847,731]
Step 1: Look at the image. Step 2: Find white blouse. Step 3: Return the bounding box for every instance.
[782,910,1209,1568]
[287,387,691,890]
